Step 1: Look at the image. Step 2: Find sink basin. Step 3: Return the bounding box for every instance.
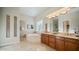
[52,32,58,34]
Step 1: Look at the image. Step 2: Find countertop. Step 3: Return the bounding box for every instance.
[41,32,79,40]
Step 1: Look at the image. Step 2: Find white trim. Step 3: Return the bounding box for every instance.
[0,41,20,47]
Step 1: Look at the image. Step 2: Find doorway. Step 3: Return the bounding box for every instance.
[20,20,26,41]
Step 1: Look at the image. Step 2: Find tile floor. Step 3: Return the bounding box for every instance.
[0,33,55,51]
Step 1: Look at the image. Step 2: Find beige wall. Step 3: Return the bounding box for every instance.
[0,7,79,46]
[58,8,79,33]
[0,8,3,41]
[36,8,79,33]
[0,8,20,46]
[20,15,35,33]
[0,7,36,46]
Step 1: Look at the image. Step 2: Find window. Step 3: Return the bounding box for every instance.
[14,16,17,37]
[6,15,10,38]
[36,20,43,32]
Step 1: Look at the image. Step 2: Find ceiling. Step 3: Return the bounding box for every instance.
[19,7,62,17]
[20,7,50,17]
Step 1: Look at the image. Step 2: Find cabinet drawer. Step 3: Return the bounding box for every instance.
[56,36,64,41]
[43,34,48,36]
[65,38,77,43]
[41,34,48,36]
[49,35,55,38]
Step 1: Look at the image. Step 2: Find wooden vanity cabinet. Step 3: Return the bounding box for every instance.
[41,34,44,43]
[76,40,79,50]
[49,35,56,49]
[65,38,78,51]
[41,34,49,45]
[55,36,65,51]
[77,45,79,51]
[41,33,79,51]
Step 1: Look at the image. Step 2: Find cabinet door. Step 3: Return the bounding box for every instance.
[44,36,49,45]
[41,34,44,43]
[49,35,56,49]
[77,46,79,51]
[41,34,49,45]
[65,38,78,51]
[56,37,65,51]
[65,40,77,51]
[76,40,79,51]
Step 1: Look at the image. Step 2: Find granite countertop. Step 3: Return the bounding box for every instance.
[42,32,79,40]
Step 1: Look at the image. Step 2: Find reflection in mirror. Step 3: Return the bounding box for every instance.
[52,17,58,33]
[46,17,58,33]
[45,23,48,32]
[63,20,70,33]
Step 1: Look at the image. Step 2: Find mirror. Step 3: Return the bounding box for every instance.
[45,23,48,32]
[45,17,58,33]
[63,20,70,32]
[52,17,58,32]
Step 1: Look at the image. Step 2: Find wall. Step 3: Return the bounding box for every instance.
[58,8,79,33]
[35,8,79,33]
[20,15,35,33]
[25,16,35,33]
[35,8,61,33]
[35,16,53,33]
[0,7,20,46]
[0,8,3,42]
[0,7,36,46]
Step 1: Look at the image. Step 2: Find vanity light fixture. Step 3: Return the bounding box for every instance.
[46,7,71,19]
[60,10,67,15]
[52,16,55,17]
[48,16,52,19]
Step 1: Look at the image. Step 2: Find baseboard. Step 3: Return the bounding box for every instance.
[0,41,20,47]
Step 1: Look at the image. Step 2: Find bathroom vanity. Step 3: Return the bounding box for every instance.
[41,33,79,51]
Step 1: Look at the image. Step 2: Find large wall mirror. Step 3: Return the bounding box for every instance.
[63,20,70,32]
[46,17,58,33]
[6,15,10,38]
[53,17,58,32]
[14,16,17,37]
